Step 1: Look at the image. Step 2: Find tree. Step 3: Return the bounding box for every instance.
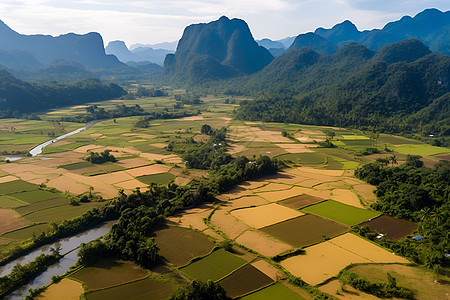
[201,124,213,135]
[168,280,231,300]
[405,154,424,168]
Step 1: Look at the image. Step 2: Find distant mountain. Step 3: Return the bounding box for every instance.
[277,36,296,48]
[314,20,362,45]
[105,41,171,66]
[0,49,42,70]
[288,32,338,54]
[130,41,178,51]
[130,47,172,66]
[126,61,162,75]
[0,19,124,70]
[163,16,274,83]
[312,8,450,55]
[106,41,140,63]
[232,39,450,135]
[257,38,285,50]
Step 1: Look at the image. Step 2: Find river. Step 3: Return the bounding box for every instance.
[1,221,115,300]
[5,119,101,161]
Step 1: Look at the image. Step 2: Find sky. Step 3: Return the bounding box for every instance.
[0,0,449,47]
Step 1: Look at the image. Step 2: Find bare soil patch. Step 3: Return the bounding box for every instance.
[210,209,248,239]
[353,184,377,204]
[167,203,214,231]
[278,194,325,209]
[235,230,291,257]
[231,203,304,229]
[250,260,282,281]
[281,241,369,285]
[125,164,171,177]
[0,209,27,234]
[360,215,418,240]
[261,214,349,248]
[36,279,84,300]
[115,158,151,169]
[275,143,316,153]
[320,279,379,300]
[253,182,291,192]
[329,233,409,263]
[0,175,19,184]
[113,179,148,190]
[221,196,269,211]
[330,189,364,208]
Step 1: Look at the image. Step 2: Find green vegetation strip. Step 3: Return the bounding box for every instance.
[136,173,175,185]
[84,277,176,300]
[241,283,305,300]
[0,180,37,195]
[15,197,68,215]
[23,202,101,223]
[2,224,52,240]
[180,249,247,282]
[9,190,60,203]
[301,200,380,226]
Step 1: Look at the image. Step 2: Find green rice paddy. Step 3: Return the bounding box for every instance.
[0,180,37,195]
[10,190,60,203]
[23,202,101,223]
[302,200,380,226]
[2,224,51,240]
[241,283,305,300]
[180,249,247,281]
[136,173,175,185]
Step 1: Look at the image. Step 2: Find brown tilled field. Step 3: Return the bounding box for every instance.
[360,215,418,240]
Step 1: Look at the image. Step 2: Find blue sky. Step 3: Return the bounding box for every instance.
[0,0,449,46]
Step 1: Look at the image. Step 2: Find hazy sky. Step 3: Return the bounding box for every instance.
[1,0,449,47]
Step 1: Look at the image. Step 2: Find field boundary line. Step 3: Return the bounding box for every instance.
[234,281,277,299]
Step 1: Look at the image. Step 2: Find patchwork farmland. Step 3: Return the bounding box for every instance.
[0,94,446,299]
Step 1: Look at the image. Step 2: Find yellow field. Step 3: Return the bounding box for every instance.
[252,182,291,192]
[211,209,248,239]
[251,260,282,280]
[115,157,151,168]
[281,240,369,285]
[0,175,19,183]
[125,164,171,177]
[281,233,408,285]
[330,189,363,208]
[235,230,291,257]
[231,203,304,229]
[167,203,214,231]
[36,278,84,300]
[320,279,379,299]
[329,233,409,263]
[0,209,27,234]
[275,143,316,153]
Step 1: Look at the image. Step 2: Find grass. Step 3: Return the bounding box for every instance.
[260,214,349,248]
[218,264,274,298]
[340,135,370,140]
[136,173,175,185]
[378,135,421,145]
[394,144,450,157]
[85,277,177,300]
[0,195,25,208]
[0,180,37,195]
[59,161,93,170]
[302,200,381,226]
[2,223,51,240]
[15,197,68,215]
[277,152,325,164]
[152,226,215,266]
[180,249,247,282]
[71,258,148,291]
[9,190,60,203]
[23,202,101,223]
[347,264,450,300]
[242,283,305,300]
[132,144,159,153]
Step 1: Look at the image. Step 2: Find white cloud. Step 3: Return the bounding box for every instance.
[0,0,448,45]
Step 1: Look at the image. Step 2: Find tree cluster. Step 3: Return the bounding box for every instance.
[84,150,117,164]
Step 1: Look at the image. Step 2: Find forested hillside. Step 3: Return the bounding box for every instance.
[233,39,450,137]
[0,69,125,116]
